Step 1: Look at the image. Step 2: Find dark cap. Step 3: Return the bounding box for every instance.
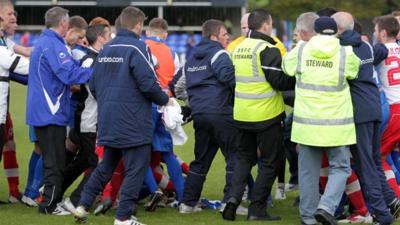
[314,16,337,35]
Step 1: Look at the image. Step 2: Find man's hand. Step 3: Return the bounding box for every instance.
[167,97,175,106]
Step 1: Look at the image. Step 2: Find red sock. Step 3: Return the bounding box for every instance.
[151,152,162,169]
[153,166,175,192]
[102,182,112,202]
[345,170,369,216]
[383,160,400,198]
[101,160,125,203]
[110,160,124,202]
[95,145,104,161]
[3,145,20,197]
[175,155,189,174]
[320,153,329,190]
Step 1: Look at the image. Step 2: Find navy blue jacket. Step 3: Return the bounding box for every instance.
[177,38,235,116]
[90,29,169,148]
[339,30,381,123]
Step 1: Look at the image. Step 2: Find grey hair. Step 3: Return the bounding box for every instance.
[45,7,69,28]
[296,12,319,33]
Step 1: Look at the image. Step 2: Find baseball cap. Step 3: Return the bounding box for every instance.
[314,16,337,35]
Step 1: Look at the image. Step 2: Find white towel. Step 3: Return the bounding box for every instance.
[160,98,188,145]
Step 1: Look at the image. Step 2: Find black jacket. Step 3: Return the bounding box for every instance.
[248,30,296,91]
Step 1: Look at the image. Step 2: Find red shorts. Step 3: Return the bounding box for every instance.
[381,104,400,156]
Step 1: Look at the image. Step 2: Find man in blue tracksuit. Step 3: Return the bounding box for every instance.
[171,19,238,213]
[26,7,92,214]
[333,12,399,225]
[74,7,170,225]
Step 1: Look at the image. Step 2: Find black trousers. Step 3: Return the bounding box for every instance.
[182,114,239,206]
[229,121,285,216]
[350,122,393,222]
[62,131,97,206]
[285,139,298,185]
[35,125,67,213]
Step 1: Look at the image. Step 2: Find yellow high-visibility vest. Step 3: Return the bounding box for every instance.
[231,38,285,122]
[282,35,360,147]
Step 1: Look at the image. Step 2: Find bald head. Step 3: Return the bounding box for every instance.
[331,12,354,34]
[241,13,250,36]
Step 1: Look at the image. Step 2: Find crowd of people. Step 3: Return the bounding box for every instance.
[2,0,400,224]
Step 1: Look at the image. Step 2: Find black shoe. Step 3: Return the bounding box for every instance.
[389,199,400,219]
[315,209,337,225]
[144,191,164,212]
[247,212,281,221]
[334,211,347,220]
[222,202,237,221]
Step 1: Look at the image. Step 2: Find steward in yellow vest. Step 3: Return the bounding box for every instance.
[282,22,359,147]
[282,16,359,225]
[222,9,295,222]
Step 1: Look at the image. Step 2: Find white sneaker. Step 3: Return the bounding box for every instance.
[219,203,248,216]
[114,218,146,225]
[274,183,286,200]
[62,197,76,214]
[74,205,89,223]
[8,195,20,204]
[236,205,248,216]
[52,203,72,216]
[179,203,202,214]
[39,186,44,194]
[21,195,39,207]
[338,213,373,223]
[168,200,179,209]
[285,183,298,192]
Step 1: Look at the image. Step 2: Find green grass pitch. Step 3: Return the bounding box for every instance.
[0,83,378,225]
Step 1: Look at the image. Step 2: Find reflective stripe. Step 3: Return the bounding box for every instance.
[261,65,282,71]
[296,42,306,74]
[296,44,347,92]
[293,115,353,125]
[235,76,265,82]
[211,49,228,65]
[252,41,266,77]
[235,90,276,99]
[296,82,344,92]
[338,46,346,88]
[236,41,267,83]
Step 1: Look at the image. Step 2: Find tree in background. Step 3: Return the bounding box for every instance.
[248,0,388,20]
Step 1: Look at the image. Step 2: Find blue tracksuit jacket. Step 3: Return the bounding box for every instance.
[26,28,92,126]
